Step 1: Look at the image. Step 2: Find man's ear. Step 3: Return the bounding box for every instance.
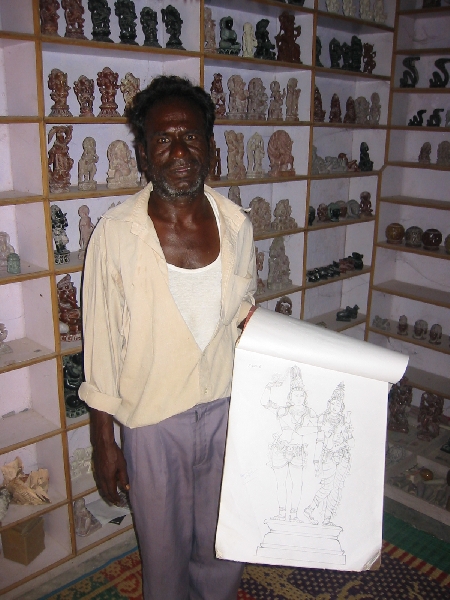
[136,142,147,173]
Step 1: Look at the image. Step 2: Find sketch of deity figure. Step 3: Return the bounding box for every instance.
[304,382,353,527]
[261,366,318,523]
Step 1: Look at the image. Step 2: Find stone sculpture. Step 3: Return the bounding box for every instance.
[373,0,387,24]
[408,109,427,126]
[217,16,240,55]
[413,319,428,340]
[267,130,295,177]
[247,78,268,120]
[0,323,12,355]
[311,145,327,175]
[343,96,356,124]
[436,140,450,166]
[387,377,412,433]
[161,5,184,50]
[48,125,73,193]
[62,0,86,39]
[140,7,161,47]
[204,7,216,53]
[275,11,301,64]
[249,197,271,234]
[359,191,372,216]
[313,86,326,122]
[267,237,292,291]
[326,0,340,12]
[228,186,242,206]
[359,142,373,171]
[429,58,450,88]
[329,38,342,69]
[78,137,98,191]
[329,93,342,123]
[227,75,248,119]
[275,296,292,316]
[341,42,352,71]
[73,75,94,116]
[359,0,373,20]
[246,133,265,177]
[342,0,357,17]
[225,130,246,179]
[397,315,408,335]
[369,92,381,125]
[268,80,286,120]
[255,247,265,295]
[417,392,444,441]
[271,199,297,231]
[208,136,221,180]
[74,498,102,536]
[107,140,139,189]
[97,67,120,117]
[372,315,390,330]
[210,73,226,118]
[429,323,442,345]
[426,108,444,127]
[315,37,324,67]
[363,43,376,74]
[285,78,300,121]
[57,274,82,340]
[418,141,431,164]
[78,204,94,258]
[48,68,72,117]
[51,204,70,263]
[346,199,360,218]
[88,0,113,43]
[0,231,15,273]
[7,252,20,274]
[242,22,257,59]
[350,36,363,72]
[400,56,420,88]
[40,0,60,36]
[120,72,140,114]
[254,19,275,60]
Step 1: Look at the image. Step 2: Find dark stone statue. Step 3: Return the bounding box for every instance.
[140,7,161,47]
[343,96,356,124]
[426,108,444,127]
[254,19,276,60]
[316,36,324,67]
[329,37,341,69]
[408,109,427,126]
[429,58,450,88]
[363,42,376,74]
[63,352,88,418]
[161,5,184,50]
[115,0,138,45]
[88,0,113,43]
[387,377,412,433]
[217,16,240,55]
[275,11,302,64]
[358,142,373,172]
[399,56,420,88]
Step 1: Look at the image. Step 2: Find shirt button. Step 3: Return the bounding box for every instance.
[204,388,208,395]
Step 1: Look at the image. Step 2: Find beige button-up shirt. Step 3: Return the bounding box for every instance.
[78,184,256,427]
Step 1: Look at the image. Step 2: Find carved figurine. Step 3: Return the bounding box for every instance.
[341,42,352,71]
[399,56,420,88]
[51,204,70,263]
[329,93,342,123]
[242,22,257,59]
[426,108,444,127]
[373,0,387,24]
[275,296,292,315]
[74,498,102,536]
[88,0,113,43]
[326,0,341,13]
[208,136,221,180]
[372,315,390,331]
[350,36,363,72]
[249,197,271,234]
[1,457,50,505]
[347,199,360,218]
[369,92,381,125]
[73,75,94,117]
[227,75,248,119]
[204,7,216,53]
[140,7,161,48]
[418,141,432,164]
[408,109,427,126]
[57,274,82,340]
[275,11,301,64]
[246,133,265,177]
[311,146,327,175]
[359,191,372,216]
[0,323,12,355]
[78,205,94,258]
[40,0,60,36]
[64,352,88,417]
[254,19,275,60]
[413,319,428,340]
[358,142,373,171]
[343,96,356,124]
[255,247,265,294]
[78,137,98,191]
[315,37,324,68]
[285,78,300,121]
[210,73,226,118]
[267,237,292,291]
[316,203,329,221]
[417,392,444,441]
[363,43,376,74]
[48,125,73,193]
[271,199,297,231]
[397,315,408,335]
[107,140,139,189]
[97,67,120,117]
[387,377,412,433]
[342,0,357,17]
[228,186,242,206]
[313,86,326,122]
[120,72,140,114]
[359,0,373,21]
[0,231,15,273]
[267,130,295,177]
[436,140,450,166]
[7,252,20,274]
[429,58,450,88]
[224,130,246,179]
[161,5,184,50]
[115,0,138,45]
[308,206,315,225]
[217,16,240,55]
[268,80,286,120]
[247,78,268,120]
[329,38,342,69]
[355,96,370,125]
[62,0,86,39]
[429,323,442,345]
[48,68,72,117]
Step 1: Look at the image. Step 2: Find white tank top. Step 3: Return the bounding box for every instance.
[167,194,221,352]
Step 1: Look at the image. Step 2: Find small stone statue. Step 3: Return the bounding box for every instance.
[246,133,265,177]
[388,377,412,433]
[373,0,387,24]
[397,315,408,335]
[311,146,327,175]
[341,42,352,71]
[317,203,329,221]
[88,0,113,43]
[268,80,286,120]
[275,11,302,64]
[343,96,356,124]
[329,38,342,69]
[120,72,140,114]
[417,392,444,441]
[224,130,246,179]
[363,43,376,74]
[74,498,102,536]
[204,7,216,53]
[242,22,257,58]
[346,199,360,218]
[48,125,73,193]
[255,247,265,294]
[161,5,184,50]
[267,130,295,177]
[58,274,82,340]
[429,58,450,88]
[48,68,72,117]
[208,136,221,181]
[7,253,21,274]
[63,352,88,418]
[228,186,242,206]
[308,206,315,225]
[313,86,326,122]
[267,237,292,291]
[426,108,444,127]
[140,7,161,48]
[350,36,363,72]
[315,37,324,68]
[329,93,342,123]
[326,0,341,12]
[40,0,60,36]
[0,323,12,355]
[51,204,70,263]
[78,137,98,191]
[227,75,248,119]
[359,0,373,20]
[210,73,226,118]
[254,19,275,60]
[217,16,240,55]
[408,109,427,126]
[400,56,420,88]
[372,315,390,330]
[271,199,297,231]
[413,319,428,339]
[247,78,268,120]
[275,296,292,316]
[78,205,94,258]
[73,75,95,116]
[342,0,357,17]
[115,0,138,45]
[359,142,373,171]
[418,141,431,164]
[62,0,86,39]
[107,140,139,189]
[249,197,271,234]
[429,323,442,345]
[369,92,381,125]
[285,78,300,121]
[436,141,450,166]
[97,67,120,117]
[359,191,372,216]
[0,231,15,273]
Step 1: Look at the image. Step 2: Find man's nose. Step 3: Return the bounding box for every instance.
[170,136,189,158]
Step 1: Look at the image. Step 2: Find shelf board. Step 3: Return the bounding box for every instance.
[391,87,450,94]
[45,115,127,124]
[0,116,39,123]
[309,170,380,180]
[0,338,55,374]
[0,409,61,455]
[376,240,450,261]
[369,319,450,355]
[254,226,305,241]
[49,183,142,201]
[379,195,450,210]
[207,174,307,187]
[204,53,312,73]
[205,0,314,17]
[372,279,450,308]
[255,282,303,303]
[0,190,43,205]
[395,47,450,55]
[61,340,83,356]
[315,65,390,81]
[75,516,134,554]
[65,412,90,431]
[215,118,309,127]
[54,252,84,275]
[308,215,375,231]
[390,125,450,133]
[0,494,67,533]
[313,121,388,130]
[305,310,366,333]
[0,264,50,285]
[404,366,450,400]
[316,11,394,33]
[0,31,34,42]
[398,7,450,16]
[387,161,450,171]
[305,265,371,290]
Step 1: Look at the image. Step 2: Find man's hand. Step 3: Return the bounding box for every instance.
[90,408,129,505]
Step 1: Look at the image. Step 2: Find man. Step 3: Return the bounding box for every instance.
[78,75,256,600]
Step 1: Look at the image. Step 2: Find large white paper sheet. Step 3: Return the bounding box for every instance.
[216,309,408,571]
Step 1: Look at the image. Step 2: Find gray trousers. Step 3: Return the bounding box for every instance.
[123,397,244,600]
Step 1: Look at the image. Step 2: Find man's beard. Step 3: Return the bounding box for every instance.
[151,172,205,199]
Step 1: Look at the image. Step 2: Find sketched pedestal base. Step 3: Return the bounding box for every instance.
[257,519,346,566]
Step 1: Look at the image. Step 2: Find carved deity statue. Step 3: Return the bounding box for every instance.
[78,205,95,258]
[342,0,357,17]
[73,75,94,116]
[343,96,356,124]
[326,0,341,13]
[225,130,246,180]
[204,7,216,53]
[249,197,271,234]
[51,204,70,263]
[0,232,15,273]
[78,137,98,191]
[115,0,138,45]
[227,75,248,119]
[208,136,221,180]
[217,16,240,55]
[313,86,326,122]
[329,93,342,123]
[268,80,286,120]
[417,392,444,441]
[255,247,265,294]
[228,186,242,206]
[57,274,82,341]
[267,237,292,291]
[247,78,268,120]
[48,68,72,117]
[369,92,381,125]
[140,7,161,47]
[358,142,373,171]
[363,43,376,74]
[272,199,297,231]
[418,141,431,164]
[120,72,140,114]
[97,67,120,117]
[88,0,113,43]
[210,73,226,118]
[285,78,301,121]
[242,22,257,58]
[48,125,73,193]
[267,130,295,177]
[161,5,184,50]
[275,11,301,64]
[62,0,87,39]
[40,0,60,36]
[436,141,450,167]
[359,0,373,21]
[246,132,265,177]
[107,140,139,189]
[355,96,370,125]
[254,19,275,60]
[373,0,387,24]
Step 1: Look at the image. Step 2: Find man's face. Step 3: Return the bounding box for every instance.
[139,96,211,199]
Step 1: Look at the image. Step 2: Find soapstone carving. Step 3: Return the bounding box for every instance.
[399,57,420,88]
[408,110,427,126]
[97,67,120,117]
[387,377,412,433]
[70,446,92,479]
[275,296,292,316]
[48,68,72,117]
[350,36,363,72]
[107,140,139,189]
[120,72,140,114]
[140,7,161,47]
[247,78,268,120]
[359,0,373,20]
[436,141,450,166]
[413,319,428,340]
[405,226,423,247]
[308,206,315,226]
[363,43,376,74]
[74,498,102,536]
[224,130,246,179]
[336,304,359,322]
[358,142,373,171]
[313,86,326,122]
[161,5,184,49]
[0,487,11,521]
[342,0,357,17]
[358,191,372,217]
[275,11,301,64]
[48,125,73,193]
[51,204,70,263]
[326,0,341,13]
[285,78,301,122]
[40,0,60,36]
[397,314,408,336]
[217,16,240,55]
[0,323,12,355]
[255,247,265,294]
[311,145,328,175]
[341,42,352,71]
[249,197,272,234]
[417,392,444,441]
[246,133,265,177]
[78,136,98,191]
[228,186,242,206]
[210,73,226,118]
[115,0,138,45]
[0,232,15,273]
[254,19,275,60]
[88,0,113,43]
[57,274,82,341]
[267,130,295,177]
[204,7,216,53]
[7,253,20,275]
[78,205,95,258]
[317,203,329,221]
[208,136,221,180]
[343,96,356,124]
[63,352,88,417]
[271,199,297,231]
[369,92,381,125]
[242,22,257,59]
[418,141,432,164]
[268,81,286,121]
[426,108,444,127]
[372,315,390,331]
[329,93,342,123]
[324,155,347,173]
[227,75,248,119]
[315,37,324,67]
[1,457,50,505]
[73,75,95,117]
[429,58,450,88]
[429,323,442,345]
[329,38,342,69]
[373,0,387,24]
[267,237,292,291]
[62,0,87,39]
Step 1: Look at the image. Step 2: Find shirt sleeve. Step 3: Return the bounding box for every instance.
[236,217,257,325]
